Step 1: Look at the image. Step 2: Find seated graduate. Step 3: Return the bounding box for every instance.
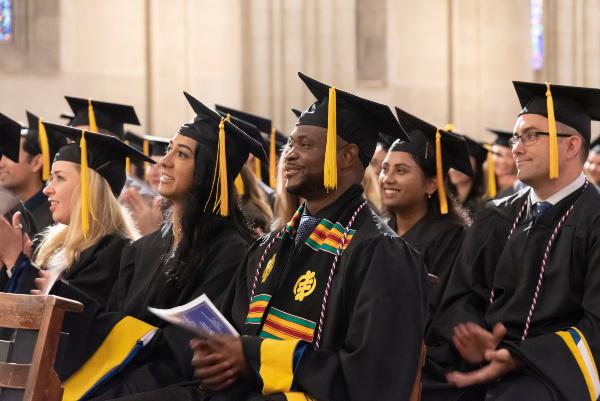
[583,136,600,186]
[422,82,600,401]
[486,128,524,198]
[237,163,274,235]
[0,123,152,306]
[190,72,427,401]
[0,111,68,233]
[120,133,169,236]
[40,92,267,401]
[447,133,488,219]
[380,108,472,340]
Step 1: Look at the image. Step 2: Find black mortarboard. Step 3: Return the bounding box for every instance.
[297,72,408,190]
[124,131,144,152]
[42,123,155,197]
[291,108,303,118]
[514,81,600,144]
[460,135,487,166]
[24,111,69,180]
[487,128,513,148]
[0,113,21,163]
[181,92,267,216]
[214,105,282,187]
[591,136,600,153]
[393,107,472,214]
[60,113,75,125]
[65,96,141,139]
[143,135,169,157]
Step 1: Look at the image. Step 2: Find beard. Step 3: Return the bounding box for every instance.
[286,170,326,199]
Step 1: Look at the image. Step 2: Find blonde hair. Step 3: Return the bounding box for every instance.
[35,167,140,268]
[362,165,383,213]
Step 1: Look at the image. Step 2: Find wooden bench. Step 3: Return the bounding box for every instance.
[0,293,83,401]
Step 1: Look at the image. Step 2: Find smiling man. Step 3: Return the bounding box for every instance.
[424,82,600,401]
[190,72,428,401]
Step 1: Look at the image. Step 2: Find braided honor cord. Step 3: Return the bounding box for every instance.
[521,179,589,340]
[314,201,367,349]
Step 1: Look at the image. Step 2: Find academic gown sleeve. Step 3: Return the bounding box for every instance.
[240,236,427,401]
[500,220,600,401]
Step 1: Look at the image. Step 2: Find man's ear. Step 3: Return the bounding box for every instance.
[28,153,43,174]
[564,134,583,162]
[339,143,360,169]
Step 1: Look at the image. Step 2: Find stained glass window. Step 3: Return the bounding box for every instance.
[0,0,13,42]
[530,0,544,71]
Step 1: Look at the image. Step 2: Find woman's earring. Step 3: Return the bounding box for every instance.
[427,193,432,199]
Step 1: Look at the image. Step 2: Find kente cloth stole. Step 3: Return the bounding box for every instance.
[244,203,359,343]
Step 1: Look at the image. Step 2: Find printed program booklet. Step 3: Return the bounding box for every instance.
[148,294,238,338]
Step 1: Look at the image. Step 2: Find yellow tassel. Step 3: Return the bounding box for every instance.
[80,130,91,237]
[217,118,229,216]
[443,123,456,132]
[124,140,131,175]
[234,174,245,196]
[38,119,51,181]
[324,87,337,191]
[143,139,150,179]
[545,82,559,179]
[254,157,262,180]
[484,144,497,198]
[88,98,98,132]
[435,128,448,214]
[269,127,277,188]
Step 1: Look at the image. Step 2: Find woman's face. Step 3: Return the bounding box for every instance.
[158,133,197,203]
[43,161,80,225]
[145,155,163,191]
[379,151,436,212]
[492,145,517,176]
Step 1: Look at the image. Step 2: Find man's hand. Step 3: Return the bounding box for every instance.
[446,348,523,387]
[452,322,506,364]
[190,335,251,392]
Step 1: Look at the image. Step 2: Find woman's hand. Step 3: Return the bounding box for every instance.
[0,212,28,269]
[121,189,163,235]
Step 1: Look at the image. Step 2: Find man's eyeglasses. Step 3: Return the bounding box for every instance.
[509,131,572,147]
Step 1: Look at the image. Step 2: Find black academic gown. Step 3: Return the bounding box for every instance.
[212,185,428,401]
[1,233,128,307]
[53,224,250,400]
[425,183,600,401]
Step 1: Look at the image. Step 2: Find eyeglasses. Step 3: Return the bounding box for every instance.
[509,131,572,147]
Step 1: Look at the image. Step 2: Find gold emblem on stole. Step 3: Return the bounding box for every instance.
[294,270,317,301]
[262,254,276,283]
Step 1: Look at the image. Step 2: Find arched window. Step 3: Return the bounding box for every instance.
[0,0,12,41]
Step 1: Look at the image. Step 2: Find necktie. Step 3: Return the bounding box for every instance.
[295,214,321,245]
[536,201,552,218]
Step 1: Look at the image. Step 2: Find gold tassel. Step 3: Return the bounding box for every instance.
[143,139,150,179]
[254,157,262,180]
[324,87,337,191]
[80,130,91,237]
[217,118,229,216]
[88,98,98,132]
[38,119,51,181]
[443,123,456,132]
[269,127,277,188]
[545,82,559,179]
[124,140,131,175]
[234,174,245,196]
[484,144,497,198]
[435,128,448,214]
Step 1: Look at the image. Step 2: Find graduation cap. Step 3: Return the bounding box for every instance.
[0,113,21,163]
[124,131,144,152]
[393,107,472,214]
[486,128,513,148]
[60,113,75,125]
[65,96,141,139]
[214,104,281,188]
[291,108,303,118]
[181,92,267,217]
[42,122,155,236]
[297,72,409,190]
[25,111,69,181]
[513,81,600,179]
